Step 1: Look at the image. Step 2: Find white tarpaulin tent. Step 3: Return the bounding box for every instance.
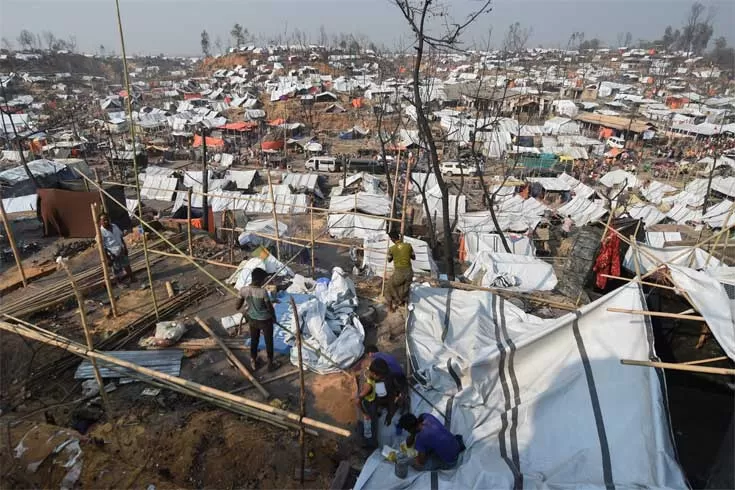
[462,232,535,262]
[462,252,557,291]
[557,195,607,226]
[623,242,725,273]
[355,283,686,489]
[599,169,639,189]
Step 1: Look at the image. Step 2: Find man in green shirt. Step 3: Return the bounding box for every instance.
[386,231,415,312]
[236,268,281,372]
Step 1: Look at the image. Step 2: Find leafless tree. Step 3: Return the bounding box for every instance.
[392,0,492,280]
[318,25,329,48]
[0,38,12,51]
[17,30,35,51]
[502,22,532,55]
[42,31,56,51]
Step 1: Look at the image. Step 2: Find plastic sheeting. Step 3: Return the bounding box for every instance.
[2,194,37,214]
[627,203,666,228]
[329,192,391,216]
[362,234,437,277]
[623,242,725,273]
[462,252,557,291]
[227,254,294,290]
[140,175,178,201]
[557,195,607,226]
[599,169,639,189]
[462,232,535,262]
[355,283,686,489]
[327,213,386,239]
[668,265,735,361]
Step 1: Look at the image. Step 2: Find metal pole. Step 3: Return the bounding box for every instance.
[91,203,119,317]
[113,0,159,318]
[0,195,27,287]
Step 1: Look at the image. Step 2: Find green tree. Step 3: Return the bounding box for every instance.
[201,30,211,57]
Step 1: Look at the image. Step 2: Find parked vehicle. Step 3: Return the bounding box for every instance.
[440,161,477,177]
[606,136,625,149]
[346,159,385,174]
[518,152,558,170]
[305,156,340,172]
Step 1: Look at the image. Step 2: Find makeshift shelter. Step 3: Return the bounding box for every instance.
[355,283,687,489]
[328,193,391,239]
[462,252,558,291]
[361,234,437,277]
[37,186,130,238]
[557,196,607,226]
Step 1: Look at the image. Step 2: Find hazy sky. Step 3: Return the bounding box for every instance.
[1,0,733,56]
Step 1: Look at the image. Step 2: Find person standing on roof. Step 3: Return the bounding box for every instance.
[398,413,465,471]
[99,213,135,285]
[236,267,281,372]
[386,230,415,312]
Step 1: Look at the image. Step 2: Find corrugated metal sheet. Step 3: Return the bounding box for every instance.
[74,350,184,379]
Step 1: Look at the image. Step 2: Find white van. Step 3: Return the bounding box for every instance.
[606,136,625,149]
[440,161,477,177]
[305,156,339,172]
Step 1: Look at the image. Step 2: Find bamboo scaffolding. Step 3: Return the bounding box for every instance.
[147,249,239,269]
[704,202,735,268]
[194,316,269,398]
[447,280,578,310]
[113,0,159,319]
[0,196,27,287]
[309,197,316,275]
[0,320,351,437]
[607,308,705,321]
[621,359,735,376]
[598,274,678,291]
[91,203,119,317]
[187,188,193,255]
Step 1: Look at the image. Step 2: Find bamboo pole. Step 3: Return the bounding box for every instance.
[621,359,735,376]
[57,260,114,418]
[94,168,107,213]
[146,249,239,269]
[187,187,193,255]
[309,196,316,275]
[447,280,578,310]
[290,297,307,484]
[91,203,119,317]
[0,320,351,437]
[113,0,158,319]
[682,356,728,366]
[607,307,705,321]
[266,170,281,261]
[194,316,270,398]
[598,274,678,291]
[0,196,27,288]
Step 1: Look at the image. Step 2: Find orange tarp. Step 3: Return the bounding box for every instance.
[192,134,225,148]
[268,118,286,126]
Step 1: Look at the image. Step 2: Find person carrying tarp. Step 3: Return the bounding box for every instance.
[386,231,415,312]
[398,413,466,471]
[99,213,135,285]
[235,267,281,372]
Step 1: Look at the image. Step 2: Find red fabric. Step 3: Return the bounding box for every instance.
[192,134,225,148]
[593,233,621,289]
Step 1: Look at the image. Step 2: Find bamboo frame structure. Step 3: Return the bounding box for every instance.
[0,195,27,287]
[114,0,159,319]
[704,201,735,268]
[607,308,705,321]
[0,319,351,437]
[187,187,193,255]
[290,297,307,484]
[266,169,281,260]
[91,203,119,317]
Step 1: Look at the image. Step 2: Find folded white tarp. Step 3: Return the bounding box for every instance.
[227,254,294,290]
[463,252,557,291]
[557,195,607,226]
[362,234,437,277]
[141,175,178,201]
[668,265,735,361]
[623,242,725,273]
[2,194,37,214]
[355,283,687,489]
[462,232,535,262]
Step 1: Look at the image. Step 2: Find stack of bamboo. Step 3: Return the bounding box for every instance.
[0,234,185,319]
[20,284,211,389]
